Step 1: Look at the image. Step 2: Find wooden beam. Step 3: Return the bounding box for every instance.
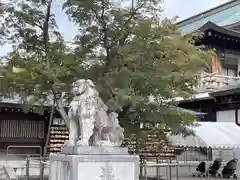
[211,55,221,73]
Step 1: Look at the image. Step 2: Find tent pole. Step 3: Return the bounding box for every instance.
[206,147,209,180]
[186,148,188,162]
[233,149,236,159]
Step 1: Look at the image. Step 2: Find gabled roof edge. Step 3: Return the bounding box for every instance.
[199,21,240,38]
[177,0,240,27]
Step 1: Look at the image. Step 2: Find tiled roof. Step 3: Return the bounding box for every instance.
[178,1,240,35]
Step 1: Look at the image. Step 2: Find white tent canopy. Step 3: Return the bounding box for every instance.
[169,122,240,149]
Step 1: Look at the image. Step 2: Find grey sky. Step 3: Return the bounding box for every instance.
[162,0,230,20]
[53,0,232,41]
[0,0,231,55]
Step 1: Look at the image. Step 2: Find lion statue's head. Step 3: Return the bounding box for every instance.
[71,79,98,97]
[70,78,108,112]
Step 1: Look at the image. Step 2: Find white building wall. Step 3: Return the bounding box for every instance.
[216,110,235,123]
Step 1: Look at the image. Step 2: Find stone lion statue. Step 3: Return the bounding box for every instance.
[106,112,124,146]
[65,79,124,147]
[92,112,124,147]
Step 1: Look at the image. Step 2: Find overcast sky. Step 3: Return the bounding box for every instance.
[162,0,230,20]
[55,0,231,41]
[0,0,231,55]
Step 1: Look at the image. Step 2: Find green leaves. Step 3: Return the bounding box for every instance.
[0,0,84,112]
[0,0,213,152]
[63,0,212,150]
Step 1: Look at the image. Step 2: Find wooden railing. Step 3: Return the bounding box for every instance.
[0,120,45,139]
[197,72,240,92]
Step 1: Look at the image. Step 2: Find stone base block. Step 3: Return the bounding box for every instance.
[61,146,129,155]
[49,153,139,180]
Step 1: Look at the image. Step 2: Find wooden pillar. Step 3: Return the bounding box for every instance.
[235,108,238,125]
[237,58,240,76]
[211,55,221,73]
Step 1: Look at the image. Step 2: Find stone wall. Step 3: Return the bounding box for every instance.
[0,164,18,180]
[0,165,9,179]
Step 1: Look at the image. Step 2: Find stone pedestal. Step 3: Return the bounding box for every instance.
[49,146,139,180]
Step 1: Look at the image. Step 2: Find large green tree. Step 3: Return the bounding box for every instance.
[0,0,212,152]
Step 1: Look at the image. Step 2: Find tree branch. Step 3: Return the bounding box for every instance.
[43,0,51,53]
[34,22,44,31]
[25,42,44,52]
[42,0,71,130]
[56,97,70,128]
[118,3,144,46]
[91,2,111,66]
[92,1,145,67]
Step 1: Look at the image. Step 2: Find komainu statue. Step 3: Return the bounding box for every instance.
[66,79,124,147]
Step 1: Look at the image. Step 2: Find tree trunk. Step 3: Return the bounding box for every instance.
[40,98,55,180]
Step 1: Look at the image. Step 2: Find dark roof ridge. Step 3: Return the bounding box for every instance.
[199,21,240,38]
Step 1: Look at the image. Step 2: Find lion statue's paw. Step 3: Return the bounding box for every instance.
[76,140,89,146]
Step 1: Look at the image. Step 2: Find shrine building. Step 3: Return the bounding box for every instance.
[177,0,240,125]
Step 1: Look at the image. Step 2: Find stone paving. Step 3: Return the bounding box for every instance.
[141,177,237,180]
